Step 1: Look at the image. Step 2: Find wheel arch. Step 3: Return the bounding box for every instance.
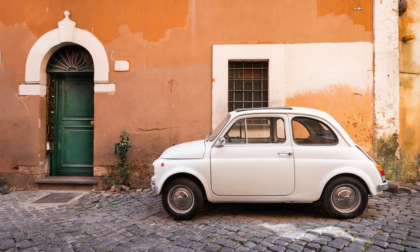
[162,173,207,200]
[321,173,371,198]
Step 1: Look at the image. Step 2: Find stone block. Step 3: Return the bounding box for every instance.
[94,166,112,177]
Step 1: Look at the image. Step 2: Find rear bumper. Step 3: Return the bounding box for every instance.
[377,181,390,192]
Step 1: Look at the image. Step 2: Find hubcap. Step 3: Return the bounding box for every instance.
[331,185,361,213]
[168,186,194,214]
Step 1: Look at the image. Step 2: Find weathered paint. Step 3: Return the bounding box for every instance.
[0,0,189,43]
[376,133,418,182]
[0,0,383,189]
[286,84,374,154]
[398,0,420,181]
[212,42,374,131]
[373,0,400,138]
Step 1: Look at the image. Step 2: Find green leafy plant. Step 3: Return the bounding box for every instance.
[106,130,132,187]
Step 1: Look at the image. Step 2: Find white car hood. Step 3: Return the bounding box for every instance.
[160,140,206,159]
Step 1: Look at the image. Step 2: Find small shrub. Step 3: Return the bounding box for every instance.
[106,130,132,187]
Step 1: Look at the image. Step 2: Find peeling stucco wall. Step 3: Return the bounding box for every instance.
[0,0,382,189]
[373,0,400,138]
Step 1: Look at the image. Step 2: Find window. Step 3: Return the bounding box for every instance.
[225,119,246,144]
[228,61,268,111]
[224,117,286,144]
[212,44,285,129]
[292,117,338,145]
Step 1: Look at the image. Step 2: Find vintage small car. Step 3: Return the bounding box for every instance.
[151,107,389,220]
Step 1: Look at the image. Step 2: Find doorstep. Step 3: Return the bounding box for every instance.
[35,176,98,190]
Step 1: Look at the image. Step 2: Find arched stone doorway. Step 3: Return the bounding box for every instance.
[19,11,115,184]
[46,45,94,176]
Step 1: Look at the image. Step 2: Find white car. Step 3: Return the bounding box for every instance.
[151,107,389,220]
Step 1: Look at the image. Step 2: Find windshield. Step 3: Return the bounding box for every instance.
[208,114,230,141]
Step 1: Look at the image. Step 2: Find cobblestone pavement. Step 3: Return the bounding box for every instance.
[1,189,420,252]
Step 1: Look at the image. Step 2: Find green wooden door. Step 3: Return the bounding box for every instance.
[51,73,94,176]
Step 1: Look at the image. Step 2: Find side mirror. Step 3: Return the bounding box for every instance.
[215,137,226,147]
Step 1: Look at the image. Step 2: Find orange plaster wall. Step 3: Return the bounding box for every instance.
[0,21,45,178]
[286,85,374,154]
[0,0,374,188]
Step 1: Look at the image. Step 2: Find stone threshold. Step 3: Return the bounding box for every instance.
[35,176,98,185]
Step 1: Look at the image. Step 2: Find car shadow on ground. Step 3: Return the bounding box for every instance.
[196,200,327,220]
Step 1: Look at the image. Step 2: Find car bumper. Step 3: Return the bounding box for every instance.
[377,181,390,192]
[150,175,157,194]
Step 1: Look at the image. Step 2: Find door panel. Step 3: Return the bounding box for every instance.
[63,82,94,119]
[52,74,94,176]
[210,116,295,196]
[63,127,93,164]
[211,144,295,196]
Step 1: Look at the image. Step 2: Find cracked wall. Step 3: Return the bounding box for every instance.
[373,0,400,138]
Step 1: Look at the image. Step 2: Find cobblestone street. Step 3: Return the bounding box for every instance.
[1,189,420,252]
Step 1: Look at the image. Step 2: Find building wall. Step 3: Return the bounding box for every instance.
[399,0,420,181]
[0,0,383,189]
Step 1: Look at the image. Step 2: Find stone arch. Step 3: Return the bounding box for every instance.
[20,11,114,96]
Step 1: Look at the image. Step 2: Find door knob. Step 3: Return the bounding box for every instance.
[90,121,94,126]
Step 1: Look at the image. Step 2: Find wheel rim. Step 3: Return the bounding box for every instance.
[330,184,361,214]
[167,185,195,214]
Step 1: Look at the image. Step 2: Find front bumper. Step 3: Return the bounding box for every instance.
[377,181,390,192]
[150,175,157,194]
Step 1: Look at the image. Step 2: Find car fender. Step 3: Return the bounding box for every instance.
[155,165,211,197]
[316,166,378,199]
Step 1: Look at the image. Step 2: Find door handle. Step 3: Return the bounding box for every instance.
[278,152,293,156]
[90,121,94,126]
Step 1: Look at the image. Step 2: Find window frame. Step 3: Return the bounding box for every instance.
[291,116,339,146]
[212,44,285,129]
[222,115,287,145]
[228,60,269,111]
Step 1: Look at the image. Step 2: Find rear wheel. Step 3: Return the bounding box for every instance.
[322,177,368,219]
[162,178,203,220]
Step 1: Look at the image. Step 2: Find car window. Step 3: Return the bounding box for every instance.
[247,118,271,143]
[292,117,338,145]
[209,114,230,141]
[225,119,246,143]
[276,118,286,142]
[225,117,286,144]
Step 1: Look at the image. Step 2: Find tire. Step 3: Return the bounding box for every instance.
[162,178,203,220]
[322,177,368,219]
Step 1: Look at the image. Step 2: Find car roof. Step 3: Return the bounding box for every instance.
[231,107,330,118]
[229,107,355,146]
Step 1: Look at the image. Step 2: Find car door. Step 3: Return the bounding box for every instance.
[210,115,295,196]
[290,116,353,192]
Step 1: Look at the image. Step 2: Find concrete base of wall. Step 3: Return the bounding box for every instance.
[35,176,98,191]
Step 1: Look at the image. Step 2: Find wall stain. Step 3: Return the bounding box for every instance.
[316,0,373,32]
[375,133,419,182]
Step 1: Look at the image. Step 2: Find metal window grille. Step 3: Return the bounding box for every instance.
[47,45,94,73]
[228,60,268,111]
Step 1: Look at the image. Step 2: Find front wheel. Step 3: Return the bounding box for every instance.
[162,178,203,220]
[322,177,368,219]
